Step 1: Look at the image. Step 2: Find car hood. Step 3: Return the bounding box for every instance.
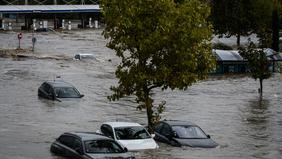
[174,138,218,148]
[85,153,134,159]
[118,138,158,151]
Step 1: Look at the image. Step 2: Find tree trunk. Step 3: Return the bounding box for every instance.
[146,101,153,133]
[144,86,154,133]
[237,33,241,47]
[259,78,263,99]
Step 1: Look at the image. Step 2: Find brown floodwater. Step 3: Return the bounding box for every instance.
[0,30,282,159]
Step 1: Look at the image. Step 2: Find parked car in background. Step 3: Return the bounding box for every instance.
[74,53,96,60]
[50,132,135,159]
[38,80,84,101]
[154,120,218,148]
[97,122,159,151]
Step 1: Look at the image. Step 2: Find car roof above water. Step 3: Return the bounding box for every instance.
[64,132,110,141]
[162,120,196,126]
[74,53,95,60]
[103,122,143,128]
[45,80,74,88]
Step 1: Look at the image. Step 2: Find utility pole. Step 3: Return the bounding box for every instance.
[25,0,28,5]
[54,0,57,5]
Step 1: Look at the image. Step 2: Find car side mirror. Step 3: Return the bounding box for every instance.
[172,131,177,138]
[151,134,155,138]
[123,147,128,152]
[105,134,113,139]
[207,135,211,139]
[80,94,84,98]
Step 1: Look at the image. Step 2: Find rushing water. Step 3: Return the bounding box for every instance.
[0,30,282,159]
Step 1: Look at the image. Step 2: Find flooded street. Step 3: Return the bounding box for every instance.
[0,30,282,159]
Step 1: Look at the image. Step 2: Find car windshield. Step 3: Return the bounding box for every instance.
[84,140,125,154]
[55,87,80,98]
[172,125,207,139]
[114,126,151,140]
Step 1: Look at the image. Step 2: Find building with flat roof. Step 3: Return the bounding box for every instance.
[0,0,99,5]
[213,49,282,74]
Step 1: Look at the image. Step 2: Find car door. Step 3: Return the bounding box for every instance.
[101,124,115,139]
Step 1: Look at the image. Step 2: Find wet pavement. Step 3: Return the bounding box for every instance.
[0,30,282,159]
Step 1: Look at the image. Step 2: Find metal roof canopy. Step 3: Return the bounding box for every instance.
[213,49,282,62]
[213,49,244,61]
[0,5,100,13]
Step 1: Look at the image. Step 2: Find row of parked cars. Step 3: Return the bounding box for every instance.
[38,80,218,159]
[50,121,218,159]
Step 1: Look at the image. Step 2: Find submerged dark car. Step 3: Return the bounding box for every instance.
[154,120,218,148]
[38,80,84,100]
[50,132,135,159]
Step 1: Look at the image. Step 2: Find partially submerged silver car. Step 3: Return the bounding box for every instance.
[50,132,136,159]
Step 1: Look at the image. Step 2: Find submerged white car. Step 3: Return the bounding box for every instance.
[97,122,159,151]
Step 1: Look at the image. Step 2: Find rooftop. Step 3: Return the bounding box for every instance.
[103,122,142,128]
[65,132,109,141]
[213,49,282,62]
[0,5,100,13]
[163,120,196,126]
[46,80,74,88]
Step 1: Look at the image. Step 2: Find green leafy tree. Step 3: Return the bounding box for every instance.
[101,0,215,132]
[211,0,273,47]
[239,42,271,99]
[271,0,281,52]
[211,0,253,46]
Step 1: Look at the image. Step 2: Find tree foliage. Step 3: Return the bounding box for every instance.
[101,0,215,132]
[239,42,271,98]
[210,0,274,46]
[271,0,282,52]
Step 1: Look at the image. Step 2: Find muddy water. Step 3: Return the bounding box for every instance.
[0,30,282,159]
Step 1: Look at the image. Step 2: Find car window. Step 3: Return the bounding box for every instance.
[40,83,47,90]
[114,126,151,140]
[101,124,114,139]
[172,125,207,139]
[155,122,164,133]
[161,123,172,136]
[43,83,52,94]
[84,140,124,154]
[73,138,83,151]
[55,87,80,98]
[74,54,81,60]
[58,135,76,148]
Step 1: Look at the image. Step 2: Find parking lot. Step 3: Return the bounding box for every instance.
[0,30,282,159]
